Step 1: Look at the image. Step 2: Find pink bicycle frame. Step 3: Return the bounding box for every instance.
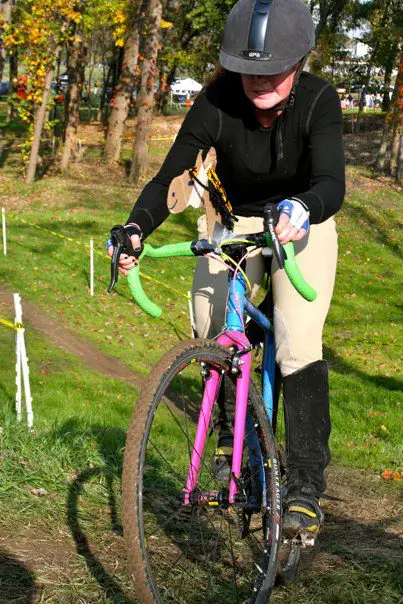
[184,330,252,504]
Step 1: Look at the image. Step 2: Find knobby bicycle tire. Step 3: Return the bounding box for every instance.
[122,340,282,604]
[273,413,302,586]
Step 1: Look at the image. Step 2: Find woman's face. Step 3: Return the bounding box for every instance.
[241,66,298,110]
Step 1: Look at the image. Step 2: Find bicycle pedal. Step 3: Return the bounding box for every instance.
[300,534,316,548]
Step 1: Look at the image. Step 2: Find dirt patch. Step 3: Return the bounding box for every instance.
[0,288,144,389]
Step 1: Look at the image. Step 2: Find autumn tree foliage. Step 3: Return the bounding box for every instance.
[4,0,81,183]
[0,0,13,83]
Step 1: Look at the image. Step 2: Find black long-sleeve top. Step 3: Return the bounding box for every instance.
[127,71,345,238]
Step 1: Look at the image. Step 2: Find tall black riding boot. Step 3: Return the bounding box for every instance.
[282,360,331,537]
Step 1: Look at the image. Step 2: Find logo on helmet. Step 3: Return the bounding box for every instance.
[240,50,272,59]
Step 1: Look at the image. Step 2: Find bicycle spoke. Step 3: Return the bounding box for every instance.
[226,515,242,603]
[200,507,255,592]
[128,346,280,603]
[147,438,190,490]
[142,499,189,540]
[196,508,215,600]
[159,508,198,599]
[161,384,222,489]
[177,509,199,602]
[179,375,193,469]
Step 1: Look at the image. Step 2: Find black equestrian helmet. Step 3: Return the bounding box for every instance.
[219,0,315,75]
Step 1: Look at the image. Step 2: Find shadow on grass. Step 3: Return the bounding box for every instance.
[324,345,402,393]
[290,511,403,602]
[345,203,402,260]
[60,420,134,603]
[0,550,37,603]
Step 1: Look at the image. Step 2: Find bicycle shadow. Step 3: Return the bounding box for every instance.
[0,550,37,603]
[56,419,136,603]
[62,416,237,602]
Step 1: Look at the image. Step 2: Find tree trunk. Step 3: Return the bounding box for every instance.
[356,62,372,134]
[0,0,12,82]
[25,68,55,184]
[129,0,163,182]
[375,118,390,171]
[98,58,112,122]
[104,9,142,164]
[357,0,392,133]
[391,49,403,180]
[6,49,18,123]
[155,62,177,115]
[86,43,95,119]
[375,47,402,179]
[60,38,87,171]
[396,132,403,185]
[381,65,392,112]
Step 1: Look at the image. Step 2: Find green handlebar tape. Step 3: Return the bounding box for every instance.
[128,242,194,318]
[283,242,317,302]
[141,241,194,259]
[127,266,162,318]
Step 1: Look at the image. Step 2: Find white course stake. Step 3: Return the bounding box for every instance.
[13,293,33,428]
[90,239,94,296]
[187,290,195,338]
[2,207,6,256]
[15,324,22,422]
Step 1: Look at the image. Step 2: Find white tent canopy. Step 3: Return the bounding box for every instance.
[170,78,202,95]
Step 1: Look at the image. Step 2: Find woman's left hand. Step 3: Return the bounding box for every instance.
[275,213,307,243]
[275,199,309,244]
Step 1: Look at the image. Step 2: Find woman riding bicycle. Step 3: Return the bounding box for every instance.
[110,0,345,538]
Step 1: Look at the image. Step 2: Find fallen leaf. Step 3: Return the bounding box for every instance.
[28,487,48,497]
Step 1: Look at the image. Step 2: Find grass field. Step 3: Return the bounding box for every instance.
[0,118,401,602]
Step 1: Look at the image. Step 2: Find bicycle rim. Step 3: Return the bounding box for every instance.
[122,340,281,604]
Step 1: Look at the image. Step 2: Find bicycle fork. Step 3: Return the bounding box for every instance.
[184,331,252,505]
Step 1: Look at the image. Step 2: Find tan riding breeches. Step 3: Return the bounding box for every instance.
[192,214,338,377]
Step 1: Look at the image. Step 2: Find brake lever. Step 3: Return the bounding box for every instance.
[263,204,286,269]
[107,225,136,293]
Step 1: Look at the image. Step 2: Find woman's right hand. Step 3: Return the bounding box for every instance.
[107,224,143,276]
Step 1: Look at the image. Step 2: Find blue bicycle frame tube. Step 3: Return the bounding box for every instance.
[225,277,276,505]
[244,299,276,423]
[226,272,247,332]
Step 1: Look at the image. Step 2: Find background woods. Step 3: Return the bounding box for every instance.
[0,0,402,181]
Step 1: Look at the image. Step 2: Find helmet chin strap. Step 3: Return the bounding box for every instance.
[257,57,306,113]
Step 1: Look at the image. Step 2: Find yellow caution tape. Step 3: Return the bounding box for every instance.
[0,318,23,331]
[5,213,190,300]
[140,271,190,300]
[7,214,106,257]
[150,136,175,141]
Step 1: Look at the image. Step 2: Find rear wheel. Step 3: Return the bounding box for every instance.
[122,340,282,603]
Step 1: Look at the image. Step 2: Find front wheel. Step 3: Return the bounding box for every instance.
[122,340,282,603]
